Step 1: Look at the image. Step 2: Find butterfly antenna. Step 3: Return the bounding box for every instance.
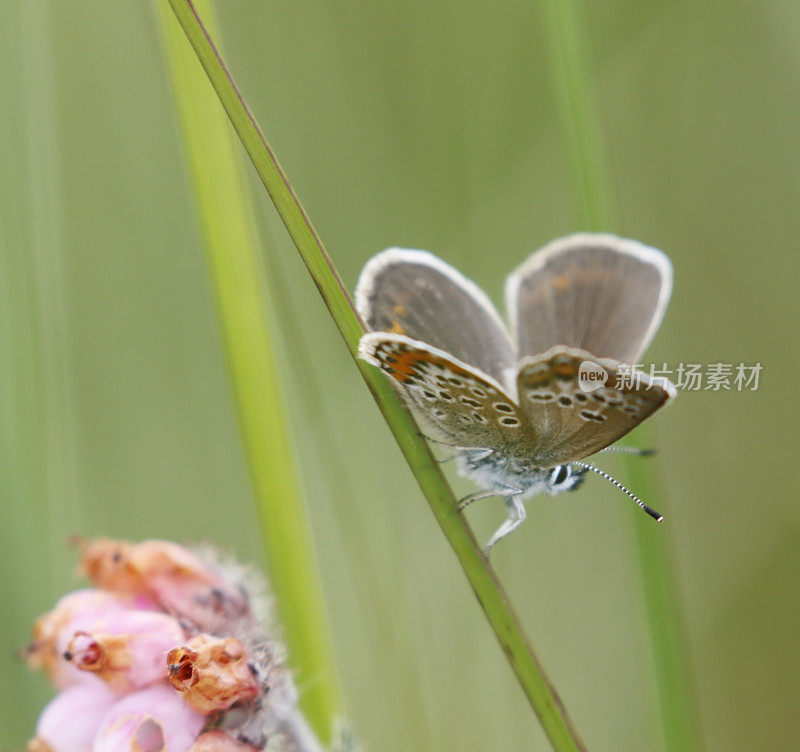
[599,446,657,457]
[570,460,664,522]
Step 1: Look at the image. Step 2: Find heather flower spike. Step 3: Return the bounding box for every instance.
[25,538,334,752]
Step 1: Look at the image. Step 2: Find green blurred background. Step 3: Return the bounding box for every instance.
[2,1,798,750]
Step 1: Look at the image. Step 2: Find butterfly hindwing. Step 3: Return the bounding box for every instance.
[359,332,535,452]
[516,346,676,467]
[506,234,672,364]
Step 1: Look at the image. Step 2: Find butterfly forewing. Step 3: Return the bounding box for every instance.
[360,332,535,452]
[516,346,675,467]
[356,249,515,386]
[506,234,672,364]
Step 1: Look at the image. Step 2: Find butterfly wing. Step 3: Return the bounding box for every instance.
[516,346,675,467]
[356,249,515,387]
[360,332,535,452]
[505,234,672,364]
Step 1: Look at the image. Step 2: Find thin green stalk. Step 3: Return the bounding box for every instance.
[621,433,702,752]
[0,1,71,743]
[544,2,701,750]
[260,243,436,749]
[156,2,341,742]
[162,2,587,750]
[544,0,617,229]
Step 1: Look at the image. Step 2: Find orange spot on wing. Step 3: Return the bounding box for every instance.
[552,359,577,378]
[389,321,406,335]
[392,304,407,317]
[390,351,421,381]
[553,273,572,291]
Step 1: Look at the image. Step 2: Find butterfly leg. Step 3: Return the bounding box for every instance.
[483,496,526,555]
[458,490,498,511]
[458,483,522,511]
[418,434,494,464]
[418,432,493,456]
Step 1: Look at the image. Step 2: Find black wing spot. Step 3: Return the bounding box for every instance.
[459,396,481,408]
[579,410,607,423]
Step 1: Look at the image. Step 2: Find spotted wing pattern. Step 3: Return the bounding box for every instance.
[360,332,535,453]
[516,346,676,467]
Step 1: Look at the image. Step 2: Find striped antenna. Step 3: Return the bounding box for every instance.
[571,460,663,522]
[599,445,657,457]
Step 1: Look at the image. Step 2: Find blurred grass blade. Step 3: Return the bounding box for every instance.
[0,0,76,741]
[544,0,617,230]
[162,2,588,750]
[156,1,341,742]
[544,1,702,750]
[624,442,702,752]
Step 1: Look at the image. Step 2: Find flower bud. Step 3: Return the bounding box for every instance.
[79,539,249,632]
[93,683,205,752]
[27,680,118,752]
[167,635,260,714]
[27,589,148,688]
[64,610,185,693]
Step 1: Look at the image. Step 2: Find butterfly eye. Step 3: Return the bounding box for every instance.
[548,464,589,495]
[551,465,571,486]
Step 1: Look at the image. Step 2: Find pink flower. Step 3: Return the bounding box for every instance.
[25,538,325,752]
[79,539,249,633]
[64,609,186,693]
[92,684,205,752]
[28,680,118,752]
[28,589,153,689]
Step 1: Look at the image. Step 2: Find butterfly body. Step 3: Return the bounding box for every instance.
[455,449,586,500]
[356,235,676,550]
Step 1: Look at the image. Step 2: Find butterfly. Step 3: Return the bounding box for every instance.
[356,234,676,552]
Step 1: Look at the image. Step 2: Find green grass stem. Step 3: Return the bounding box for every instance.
[162,1,587,749]
[544,1,702,749]
[156,1,341,741]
